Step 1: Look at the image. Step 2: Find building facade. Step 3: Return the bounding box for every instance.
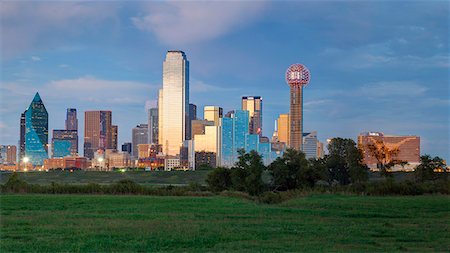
[132,124,148,158]
[111,125,118,150]
[121,142,132,155]
[148,108,159,144]
[358,132,420,170]
[0,145,17,164]
[242,96,263,135]
[25,92,48,166]
[52,130,78,157]
[302,132,318,159]
[66,108,78,131]
[159,50,189,156]
[277,114,290,146]
[84,111,112,159]
[19,111,26,160]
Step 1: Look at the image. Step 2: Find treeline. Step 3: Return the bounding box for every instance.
[206,138,449,202]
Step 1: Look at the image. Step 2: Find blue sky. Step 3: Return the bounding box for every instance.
[1,1,449,160]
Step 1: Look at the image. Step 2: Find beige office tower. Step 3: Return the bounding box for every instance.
[204,106,222,126]
[159,51,189,156]
[194,125,221,167]
[242,96,262,135]
[277,114,290,146]
[84,111,112,159]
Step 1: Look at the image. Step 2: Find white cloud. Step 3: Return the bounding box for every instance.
[190,79,239,92]
[31,56,41,61]
[359,81,427,97]
[131,1,267,46]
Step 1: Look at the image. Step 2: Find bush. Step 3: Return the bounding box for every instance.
[206,167,232,192]
[258,191,282,204]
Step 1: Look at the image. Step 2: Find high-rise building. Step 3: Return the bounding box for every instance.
[111,125,118,150]
[194,125,221,167]
[52,130,78,157]
[277,114,290,146]
[66,108,77,131]
[242,96,263,135]
[317,141,324,158]
[0,145,17,164]
[186,103,197,140]
[159,50,189,156]
[148,108,158,144]
[132,124,148,158]
[84,111,112,159]
[285,64,311,151]
[233,110,249,153]
[204,106,222,126]
[302,132,318,159]
[121,142,132,155]
[358,132,420,169]
[220,110,249,167]
[189,103,197,121]
[19,111,26,159]
[25,92,48,166]
[191,119,214,139]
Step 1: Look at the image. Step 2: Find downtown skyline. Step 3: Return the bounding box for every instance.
[0,1,448,160]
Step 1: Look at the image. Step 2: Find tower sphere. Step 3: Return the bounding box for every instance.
[286,63,310,87]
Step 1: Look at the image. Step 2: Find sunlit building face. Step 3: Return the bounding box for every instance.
[159,51,189,156]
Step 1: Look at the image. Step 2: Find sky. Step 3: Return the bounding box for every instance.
[0,1,449,160]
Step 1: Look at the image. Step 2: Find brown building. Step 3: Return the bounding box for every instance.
[242,96,263,136]
[106,150,130,168]
[195,151,217,168]
[111,125,118,150]
[44,156,89,170]
[6,145,17,164]
[84,111,112,159]
[191,120,214,139]
[358,132,420,170]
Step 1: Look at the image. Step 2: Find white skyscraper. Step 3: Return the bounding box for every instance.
[159,51,189,156]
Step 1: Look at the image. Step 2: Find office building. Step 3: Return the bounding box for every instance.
[44,156,89,170]
[358,132,420,170]
[148,108,159,144]
[25,92,48,166]
[132,124,148,158]
[195,151,217,168]
[285,64,311,151]
[159,50,189,156]
[317,141,324,158]
[189,103,197,121]
[194,125,221,167]
[0,145,17,164]
[204,106,222,126]
[111,125,118,150]
[84,111,112,159]
[19,111,26,159]
[220,110,249,167]
[302,132,318,159]
[191,119,214,139]
[65,108,77,131]
[242,96,263,135]
[52,130,78,157]
[121,142,132,155]
[106,150,131,168]
[277,114,290,146]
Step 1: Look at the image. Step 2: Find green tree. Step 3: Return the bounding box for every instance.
[268,149,318,190]
[230,149,266,195]
[415,155,446,182]
[366,139,405,177]
[206,167,232,192]
[326,138,368,185]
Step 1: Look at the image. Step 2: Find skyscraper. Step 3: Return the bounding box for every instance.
[242,96,263,135]
[25,92,48,166]
[276,114,290,146]
[121,142,132,155]
[159,50,189,156]
[132,124,148,158]
[66,108,77,131]
[285,64,311,151]
[302,132,318,159]
[204,106,222,126]
[84,111,112,159]
[52,130,78,157]
[220,110,249,167]
[111,125,118,150]
[19,111,26,160]
[189,103,197,121]
[148,108,158,144]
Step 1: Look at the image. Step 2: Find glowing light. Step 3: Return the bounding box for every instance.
[23,157,30,163]
[97,157,104,162]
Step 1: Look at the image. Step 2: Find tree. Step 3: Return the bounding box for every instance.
[366,139,405,177]
[230,149,266,195]
[206,167,232,192]
[326,138,368,185]
[415,155,446,182]
[268,149,318,190]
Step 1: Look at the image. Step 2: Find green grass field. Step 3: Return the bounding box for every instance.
[0,170,210,186]
[1,194,449,252]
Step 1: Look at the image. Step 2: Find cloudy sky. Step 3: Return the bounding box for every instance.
[0,1,448,160]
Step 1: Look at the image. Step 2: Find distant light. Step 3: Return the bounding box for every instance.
[24,168,28,172]
[23,157,30,163]
[98,157,104,162]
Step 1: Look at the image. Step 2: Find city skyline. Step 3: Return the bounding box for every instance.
[0,1,448,160]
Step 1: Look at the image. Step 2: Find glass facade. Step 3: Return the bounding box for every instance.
[245,134,259,152]
[84,111,112,159]
[220,117,234,167]
[65,108,77,131]
[159,51,189,156]
[53,140,72,158]
[242,96,263,136]
[25,92,48,166]
[52,130,78,157]
[148,108,159,144]
[19,111,26,159]
[302,132,318,159]
[233,110,249,153]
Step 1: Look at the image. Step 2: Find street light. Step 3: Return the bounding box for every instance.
[22,157,29,172]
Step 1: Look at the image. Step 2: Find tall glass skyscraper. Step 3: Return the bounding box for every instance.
[66,108,77,131]
[52,130,78,157]
[132,124,148,158]
[302,132,318,159]
[25,92,48,166]
[159,50,189,156]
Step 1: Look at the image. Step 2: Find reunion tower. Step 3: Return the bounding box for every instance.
[285,63,311,151]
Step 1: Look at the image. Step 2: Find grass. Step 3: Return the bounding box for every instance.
[1,194,449,252]
[0,170,210,186]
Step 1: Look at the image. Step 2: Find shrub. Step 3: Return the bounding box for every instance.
[258,191,282,204]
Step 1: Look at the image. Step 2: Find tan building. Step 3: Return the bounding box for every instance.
[277,114,290,146]
[204,106,222,126]
[6,145,17,164]
[194,125,221,167]
[106,150,131,168]
[191,120,214,139]
[84,111,112,159]
[358,132,420,170]
[317,141,324,158]
[242,96,262,135]
[44,156,89,170]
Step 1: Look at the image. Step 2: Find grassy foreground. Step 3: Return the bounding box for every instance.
[0,170,209,186]
[1,194,449,252]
